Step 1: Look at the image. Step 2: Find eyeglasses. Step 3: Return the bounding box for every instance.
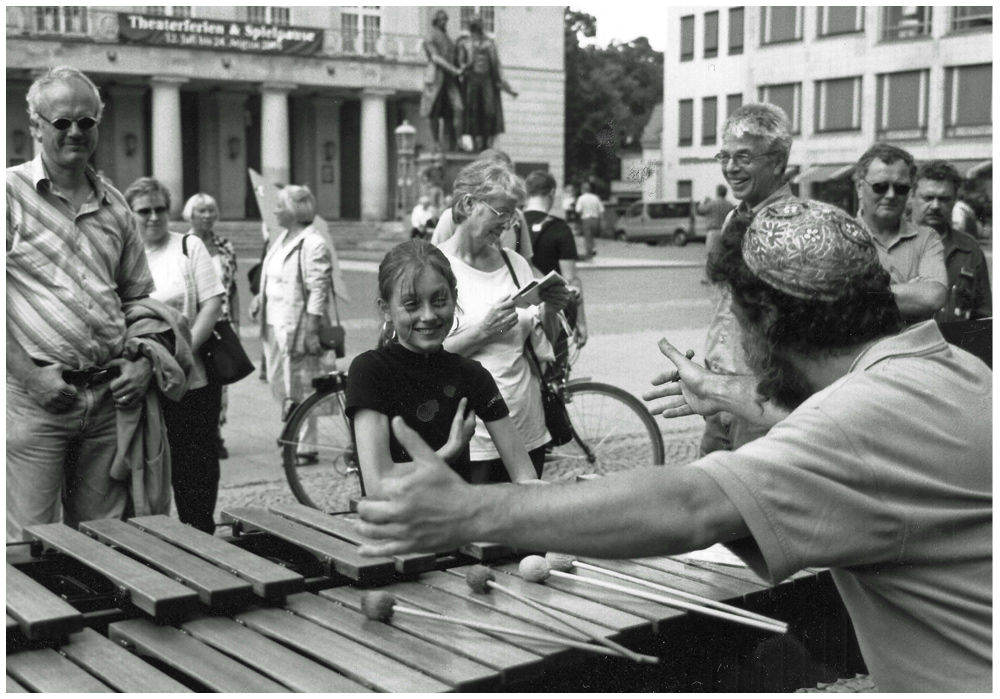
[480,200,515,226]
[863,180,911,197]
[714,150,779,168]
[133,206,168,218]
[36,113,100,132]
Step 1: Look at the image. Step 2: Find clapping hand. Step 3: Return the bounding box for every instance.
[643,340,722,418]
[438,397,477,463]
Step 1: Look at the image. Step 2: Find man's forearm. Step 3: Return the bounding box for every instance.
[472,466,747,559]
[891,281,947,321]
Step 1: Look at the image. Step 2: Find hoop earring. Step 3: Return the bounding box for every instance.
[381,319,396,341]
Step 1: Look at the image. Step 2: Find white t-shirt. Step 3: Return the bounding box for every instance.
[446,250,549,460]
[146,232,225,389]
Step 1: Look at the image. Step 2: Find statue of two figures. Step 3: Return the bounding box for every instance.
[420,10,518,153]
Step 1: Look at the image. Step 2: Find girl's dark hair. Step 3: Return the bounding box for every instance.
[708,213,902,359]
[376,240,458,348]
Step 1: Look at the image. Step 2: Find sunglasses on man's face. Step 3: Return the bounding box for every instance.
[134,206,168,218]
[864,180,911,197]
[37,113,100,131]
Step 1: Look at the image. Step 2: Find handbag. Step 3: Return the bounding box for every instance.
[499,250,574,446]
[293,244,346,358]
[202,319,255,385]
[180,235,255,385]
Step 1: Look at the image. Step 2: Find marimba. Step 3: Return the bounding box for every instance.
[7,504,865,692]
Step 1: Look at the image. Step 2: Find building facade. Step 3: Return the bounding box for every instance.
[662,6,992,213]
[6,5,565,220]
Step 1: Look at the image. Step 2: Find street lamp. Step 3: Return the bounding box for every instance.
[394,119,417,221]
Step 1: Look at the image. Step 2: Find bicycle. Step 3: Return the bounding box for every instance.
[279,319,665,512]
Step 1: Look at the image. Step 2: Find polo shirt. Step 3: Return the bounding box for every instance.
[935,225,992,322]
[6,155,154,369]
[698,322,992,692]
[862,217,947,288]
[574,192,604,220]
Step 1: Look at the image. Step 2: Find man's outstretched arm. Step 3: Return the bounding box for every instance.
[355,417,748,559]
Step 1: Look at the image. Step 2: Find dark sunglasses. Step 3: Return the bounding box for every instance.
[134,206,168,217]
[37,113,100,131]
[865,180,911,197]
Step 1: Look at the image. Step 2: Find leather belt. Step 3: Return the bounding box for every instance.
[32,359,120,389]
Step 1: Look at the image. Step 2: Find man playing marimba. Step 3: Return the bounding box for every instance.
[357,200,992,693]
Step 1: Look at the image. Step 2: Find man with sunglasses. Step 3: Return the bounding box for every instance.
[6,66,157,541]
[853,144,946,322]
[700,103,796,456]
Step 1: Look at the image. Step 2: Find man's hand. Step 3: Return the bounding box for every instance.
[643,340,724,418]
[438,397,477,463]
[25,364,77,413]
[108,356,152,407]
[356,417,480,556]
[249,294,262,320]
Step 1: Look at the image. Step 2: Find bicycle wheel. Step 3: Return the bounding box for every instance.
[545,381,665,479]
[281,387,363,513]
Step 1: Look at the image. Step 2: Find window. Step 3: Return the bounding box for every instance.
[35,7,87,34]
[881,7,931,40]
[944,64,992,136]
[876,70,929,139]
[680,15,695,61]
[704,11,719,58]
[678,100,693,146]
[702,97,718,145]
[726,93,743,117]
[626,202,644,218]
[649,202,691,218]
[815,77,862,132]
[761,6,802,44]
[460,6,495,33]
[728,7,745,54]
[341,6,381,54]
[817,7,863,36]
[248,7,290,26]
[677,181,693,200]
[758,83,801,134]
[951,7,992,32]
[148,6,192,17]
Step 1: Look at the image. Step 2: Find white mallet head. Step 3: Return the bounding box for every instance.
[518,555,552,583]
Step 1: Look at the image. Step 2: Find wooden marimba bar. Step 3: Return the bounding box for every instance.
[7,503,864,692]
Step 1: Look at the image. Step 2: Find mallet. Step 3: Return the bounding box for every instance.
[361,591,624,657]
[520,556,786,635]
[545,553,787,632]
[466,565,658,664]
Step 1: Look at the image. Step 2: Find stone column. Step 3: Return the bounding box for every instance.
[260,82,296,188]
[150,76,187,217]
[360,89,392,221]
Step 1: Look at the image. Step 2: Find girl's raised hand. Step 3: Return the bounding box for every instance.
[439,397,477,463]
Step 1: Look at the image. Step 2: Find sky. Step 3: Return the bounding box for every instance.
[568,2,669,51]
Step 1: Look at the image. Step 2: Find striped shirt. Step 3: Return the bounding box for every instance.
[6,155,154,369]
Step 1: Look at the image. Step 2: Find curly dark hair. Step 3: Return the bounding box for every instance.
[915,160,962,194]
[707,213,902,408]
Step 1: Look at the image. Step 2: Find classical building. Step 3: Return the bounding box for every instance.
[662,6,992,212]
[6,5,565,220]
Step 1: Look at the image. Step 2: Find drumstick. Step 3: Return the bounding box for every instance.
[466,566,659,664]
[519,556,786,635]
[360,591,623,657]
[545,553,787,631]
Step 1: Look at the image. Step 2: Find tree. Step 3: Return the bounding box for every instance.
[564,8,664,192]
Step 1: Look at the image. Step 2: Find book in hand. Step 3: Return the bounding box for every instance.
[511,271,567,308]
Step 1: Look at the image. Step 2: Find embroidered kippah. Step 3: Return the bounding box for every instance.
[742,199,878,300]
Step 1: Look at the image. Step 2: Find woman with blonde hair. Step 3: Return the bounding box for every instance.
[439,159,570,482]
[182,192,238,459]
[250,185,336,465]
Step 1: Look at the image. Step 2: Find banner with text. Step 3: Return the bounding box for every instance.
[118,14,324,56]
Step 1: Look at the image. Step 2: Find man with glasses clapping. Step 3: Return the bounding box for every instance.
[853,144,947,322]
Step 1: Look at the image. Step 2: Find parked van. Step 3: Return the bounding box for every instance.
[615,200,707,246]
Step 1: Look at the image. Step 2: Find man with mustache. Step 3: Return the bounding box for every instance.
[6,67,157,540]
[910,160,991,323]
[355,200,992,692]
[853,143,947,322]
[700,103,795,455]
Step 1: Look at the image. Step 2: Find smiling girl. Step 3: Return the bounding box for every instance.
[346,240,539,496]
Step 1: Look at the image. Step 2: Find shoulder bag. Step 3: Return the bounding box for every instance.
[499,250,574,446]
[292,243,346,358]
[182,235,256,385]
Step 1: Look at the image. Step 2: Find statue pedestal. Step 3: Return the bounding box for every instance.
[417,151,479,207]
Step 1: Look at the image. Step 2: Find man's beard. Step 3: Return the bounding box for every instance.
[741,325,814,413]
